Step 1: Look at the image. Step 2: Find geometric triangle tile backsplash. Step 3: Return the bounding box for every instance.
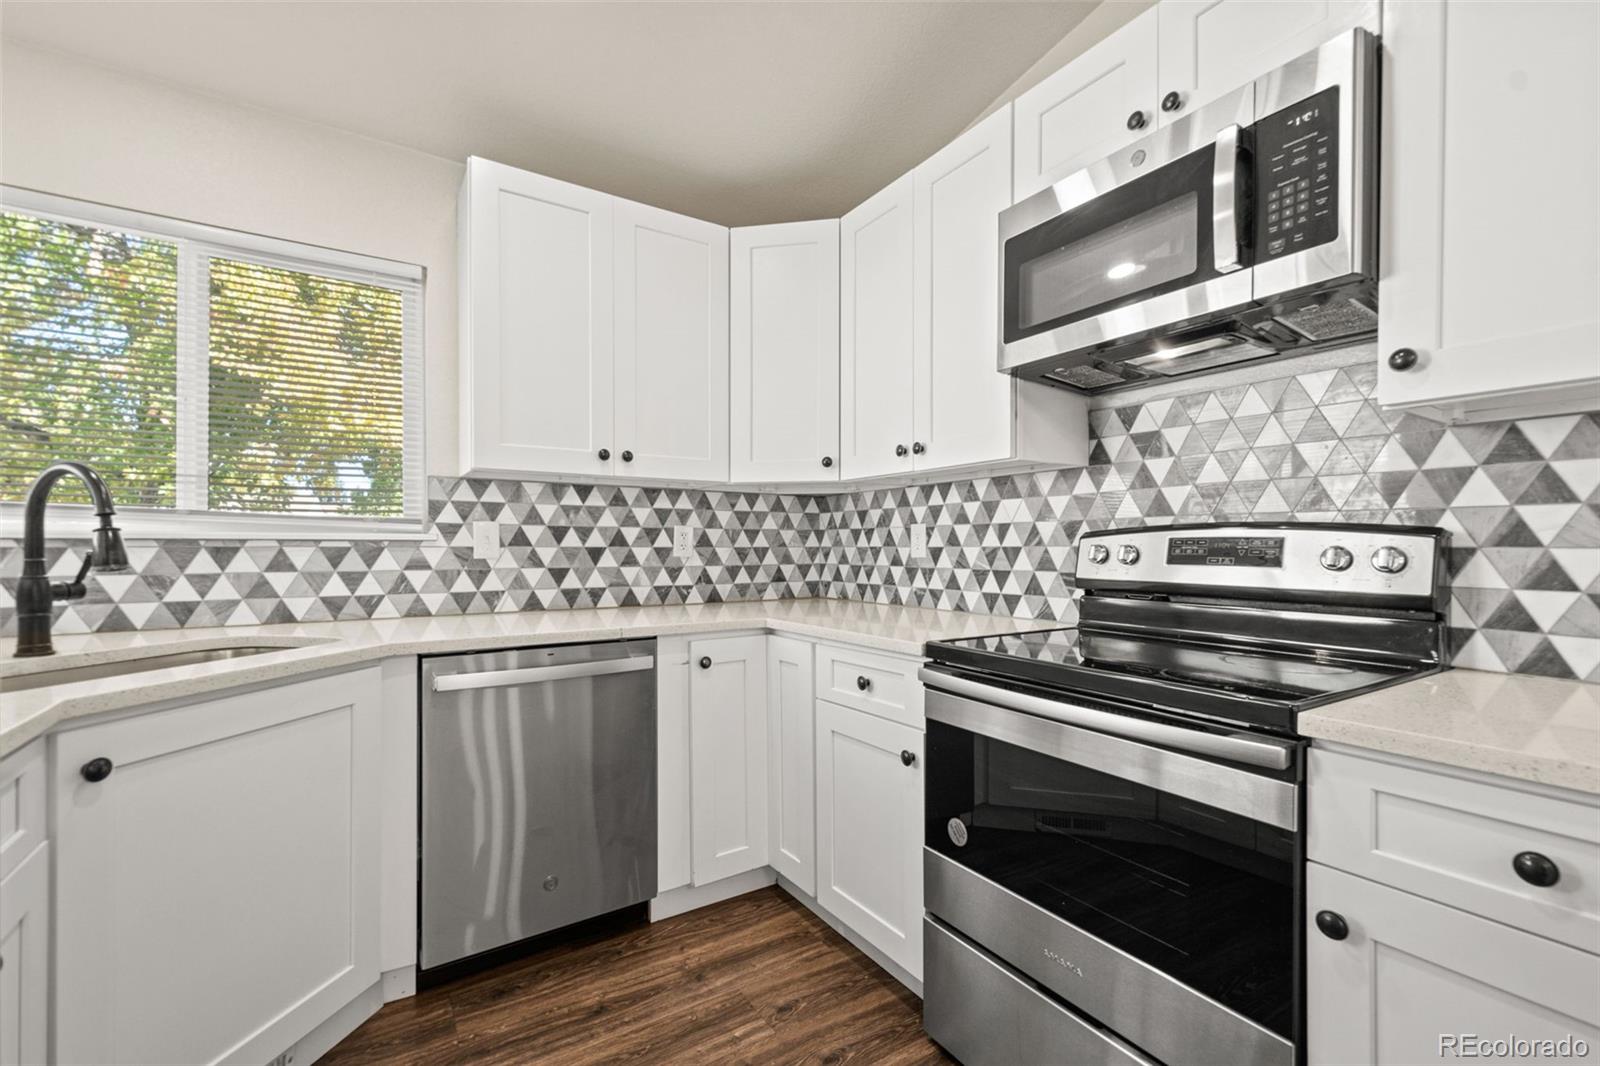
[3,349,1597,681]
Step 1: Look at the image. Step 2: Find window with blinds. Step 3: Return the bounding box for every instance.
[0,194,423,531]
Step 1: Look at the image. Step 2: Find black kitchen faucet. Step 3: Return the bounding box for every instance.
[13,461,131,657]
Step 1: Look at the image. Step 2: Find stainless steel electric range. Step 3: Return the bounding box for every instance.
[919,522,1451,1066]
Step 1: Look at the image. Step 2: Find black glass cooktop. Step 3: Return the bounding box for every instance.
[926,626,1420,735]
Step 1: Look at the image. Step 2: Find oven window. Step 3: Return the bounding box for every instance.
[1017,192,1200,329]
[926,719,1297,1041]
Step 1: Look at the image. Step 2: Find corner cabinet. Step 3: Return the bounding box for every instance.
[841,110,1087,484]
[52,669,383,1066]
[815,699,924,981]
[729,221,841,484]
[459,156,730,481]
[0,742,47,1066]
[1377,0,1600,422]
[766,635,817,893]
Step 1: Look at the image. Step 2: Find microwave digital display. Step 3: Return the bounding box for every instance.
[1253,85,1341,262]
[1167,537,1285,568]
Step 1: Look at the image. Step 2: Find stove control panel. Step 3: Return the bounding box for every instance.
[1076,524,1443,605]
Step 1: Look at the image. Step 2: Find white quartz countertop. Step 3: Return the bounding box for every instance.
[1301,670,1600,794]
[0,598,1049,758]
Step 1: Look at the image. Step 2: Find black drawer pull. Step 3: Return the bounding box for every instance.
[900,750,916,767]
[1315,910,1348,940]
[856,675,871,691]
[1513,851,1560,887]
[81,757,114,783]
[698,656,712,670]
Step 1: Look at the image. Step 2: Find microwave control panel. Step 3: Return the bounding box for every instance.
[1253,85,1340,262]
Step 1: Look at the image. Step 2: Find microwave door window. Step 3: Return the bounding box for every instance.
[1018,192,1201,330]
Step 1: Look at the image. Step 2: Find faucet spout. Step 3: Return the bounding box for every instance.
[14,461,130,658]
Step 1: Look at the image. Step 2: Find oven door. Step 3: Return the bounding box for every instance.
[921,670,1302,1066]
[998,85,1254,383]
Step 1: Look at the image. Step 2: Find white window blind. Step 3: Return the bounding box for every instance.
[1,189,424,534]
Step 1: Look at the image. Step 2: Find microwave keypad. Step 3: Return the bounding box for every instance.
[1254,86,1340,262]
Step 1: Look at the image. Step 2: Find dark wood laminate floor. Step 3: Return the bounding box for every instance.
[321,887,953,1065]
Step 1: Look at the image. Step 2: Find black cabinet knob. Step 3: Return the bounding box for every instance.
[698,656,712,670]
[598,448,611,461]
[1314,910,1349,941]
[621,450,634,463]
[900,749,916,767]
[1127,110,1148,131]
[1388,348,1419,372]
[81,756,114,783]
[895,444,909,457]
[911,442,925,455]
[856,675,871,691]
[1513,851,1560,887]
[821,456,834,468]
[1161,91,1184,113]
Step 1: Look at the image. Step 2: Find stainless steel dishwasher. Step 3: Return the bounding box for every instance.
[419,639,656,973]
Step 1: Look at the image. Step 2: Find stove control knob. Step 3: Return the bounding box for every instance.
[1087,544,1110,564]
[1319,545,1354,572]
[1117,544,1141,565]
[1370,546,1409,574]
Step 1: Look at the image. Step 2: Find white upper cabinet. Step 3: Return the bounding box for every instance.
[730,221,840,483]
[613,199,730,481]
[840,174,917,480]
[913,107,1015,473]
[1378,0,1600,422]
[459,157,614,479]
[1155,0,1378,122]
[912,106,1087,474]
[1012,8,1158,201]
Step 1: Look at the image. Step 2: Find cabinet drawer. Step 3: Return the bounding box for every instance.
[0,740,45,882]
[814,642,923,728]
[1309,748,1600,952]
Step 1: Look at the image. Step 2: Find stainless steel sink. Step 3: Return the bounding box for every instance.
[0,645,293,694]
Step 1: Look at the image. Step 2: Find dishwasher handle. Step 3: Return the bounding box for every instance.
[431,655,655,693]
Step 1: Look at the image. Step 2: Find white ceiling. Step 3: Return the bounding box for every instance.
[1,1,1100,226]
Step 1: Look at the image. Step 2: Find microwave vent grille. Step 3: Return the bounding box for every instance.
[1046,364,1128,389]
[1273,296,1378,342]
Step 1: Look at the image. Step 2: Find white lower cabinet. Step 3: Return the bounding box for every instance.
[688,634,769,885]
[0,841,47,1066]
[53,668,383,1066]
[767,635,816,894]
[1308,862,1600,1065]
[815,699,923,981]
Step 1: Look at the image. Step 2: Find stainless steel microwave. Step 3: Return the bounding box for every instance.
[999,29,1378,392]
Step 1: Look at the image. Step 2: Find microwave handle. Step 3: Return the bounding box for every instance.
[1212,124,1246,274]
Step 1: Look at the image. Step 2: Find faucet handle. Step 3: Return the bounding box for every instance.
[50,554,94,602]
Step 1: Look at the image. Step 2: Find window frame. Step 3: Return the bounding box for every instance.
[0,186,428,541]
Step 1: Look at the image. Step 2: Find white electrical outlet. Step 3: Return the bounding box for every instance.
[673,525,696,561]
[910,524,929,560]
[472,520,499,560]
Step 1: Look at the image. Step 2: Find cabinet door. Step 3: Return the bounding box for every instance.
[766,636,816,894]
[912,106,1015,473]
[613,199,730,482]
[1156,0,1378,123]
[840,175,916,480]
[1378,0,1600,421]
[460,157,615,478]
[815,700,923,979]
[54,669,382,1066]
[0,842,47,1066]
[689,635,768,885]
[1012,8,1158,201]
[730,221,841,484]
[1308,862,1600,1065]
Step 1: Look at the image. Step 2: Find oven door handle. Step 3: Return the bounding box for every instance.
[1212,123,1246,274]
[918,667,1293,770]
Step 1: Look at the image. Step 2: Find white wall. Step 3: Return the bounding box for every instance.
[0,41,466,476]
